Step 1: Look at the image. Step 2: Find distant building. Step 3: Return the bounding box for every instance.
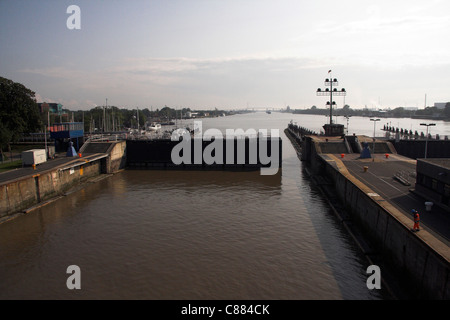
[38,102,63,115]
[186,111,199,118]
[434,102,448,109]
[49,122,84,152]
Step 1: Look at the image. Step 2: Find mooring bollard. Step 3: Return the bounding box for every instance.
[363,166,368,172]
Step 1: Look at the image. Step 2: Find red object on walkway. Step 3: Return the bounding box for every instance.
[413,212,420,231]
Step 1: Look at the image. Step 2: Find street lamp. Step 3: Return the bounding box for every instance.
[370,118,380,160]
[420,123,436,159]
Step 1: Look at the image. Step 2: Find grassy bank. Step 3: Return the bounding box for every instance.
[0,160,22,172]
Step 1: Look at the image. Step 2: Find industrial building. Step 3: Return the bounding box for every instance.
[415,159,450,210]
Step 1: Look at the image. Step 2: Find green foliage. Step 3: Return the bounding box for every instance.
[69,105,197,132]
[0,77,42,149]
[293,103,450,120]
[0,160,22,172]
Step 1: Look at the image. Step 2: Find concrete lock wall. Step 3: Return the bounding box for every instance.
[324,159,450,299]
[106,141,127,173]
[0,160,101,218]
[391,140,450,159]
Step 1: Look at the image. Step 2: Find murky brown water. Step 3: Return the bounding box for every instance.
[0,113,392,299]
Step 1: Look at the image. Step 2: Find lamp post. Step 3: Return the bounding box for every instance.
[370,118,380,160]
[316,71,346,125]
[316,71,347,136]
[420,123,436,159]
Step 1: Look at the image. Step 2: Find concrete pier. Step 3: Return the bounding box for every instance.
[286,126,450,299]
[0,137,280,220]
[0,141,127,221]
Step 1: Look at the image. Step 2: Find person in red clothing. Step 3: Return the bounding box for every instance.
[412,209,420,232]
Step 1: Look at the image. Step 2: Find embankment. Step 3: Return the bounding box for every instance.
[0,141,127,221]
[0,158,102,220]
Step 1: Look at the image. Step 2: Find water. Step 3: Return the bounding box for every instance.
[0,112,430,300]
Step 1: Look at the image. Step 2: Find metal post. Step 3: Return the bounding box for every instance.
[316,71,346,130]
[420,123,436,159]
[329,75,333,125]
[137,107,140,135]
[370,118,380,161]
[44,124,47,159]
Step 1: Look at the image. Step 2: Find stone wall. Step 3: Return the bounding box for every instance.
[323,156,450,299]
[0,160,101,218]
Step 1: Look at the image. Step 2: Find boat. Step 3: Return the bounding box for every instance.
[148,122,161,131]
[266,110,271,114]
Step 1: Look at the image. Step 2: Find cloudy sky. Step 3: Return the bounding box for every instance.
[1,0,449,110]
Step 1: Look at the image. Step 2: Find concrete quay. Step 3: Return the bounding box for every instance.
[328,153,450,244]
[0,153,107,185]
[296,132,450,299]
[0,141,127,221]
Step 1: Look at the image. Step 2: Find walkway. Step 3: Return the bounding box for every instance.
[321,152,450,248]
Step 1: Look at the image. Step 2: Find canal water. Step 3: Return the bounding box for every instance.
[1,112,446,300]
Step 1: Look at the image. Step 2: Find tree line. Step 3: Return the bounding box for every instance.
[0,77,230,154]
[292,104,450,119]
[0,77,42,156]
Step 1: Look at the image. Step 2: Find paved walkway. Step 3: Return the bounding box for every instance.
[0,153,107,184]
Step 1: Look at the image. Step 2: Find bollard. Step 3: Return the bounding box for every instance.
[363,166,368,172]
[341,153,345,158]
[425,202,433,212]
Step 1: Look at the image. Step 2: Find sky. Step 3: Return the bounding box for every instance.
[1,0,449,111]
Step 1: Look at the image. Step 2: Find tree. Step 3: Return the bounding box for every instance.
[392,107,405,117]
[0,77,42,152]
